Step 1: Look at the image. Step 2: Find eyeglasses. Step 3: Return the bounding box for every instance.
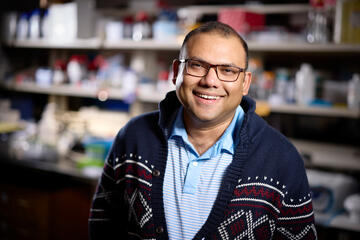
[179,59,245,82]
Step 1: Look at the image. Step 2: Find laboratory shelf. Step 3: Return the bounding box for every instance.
[247,42,360,53]
[4,38,360,53]
[138,91,360,119]
[10,38,102,49]
[1,81,124,100]
[103,39,182,50]
[2,81,358,118]
[177,3,311,16]
[263,101,360,118]
[292,139,360,172]
[104,40,360,53]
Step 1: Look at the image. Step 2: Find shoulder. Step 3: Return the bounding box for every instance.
[246,112,299,159]
[109,111,161,155]
[243,112,308,191]
[117,111,160,138]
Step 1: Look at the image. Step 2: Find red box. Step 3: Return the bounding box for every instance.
[218,9,265,35]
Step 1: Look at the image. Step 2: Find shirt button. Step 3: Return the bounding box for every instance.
[192,161,198,167]
[152,169,161,177]
[156,226,164,234]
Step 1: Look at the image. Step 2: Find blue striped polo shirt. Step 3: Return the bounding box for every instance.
[163,105,245,239]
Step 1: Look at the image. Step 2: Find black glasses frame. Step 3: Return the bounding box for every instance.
[179,58,246,82]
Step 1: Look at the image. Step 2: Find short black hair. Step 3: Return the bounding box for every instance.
[180,21,249,69]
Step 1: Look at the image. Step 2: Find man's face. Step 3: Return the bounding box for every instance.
[173,32,252,127]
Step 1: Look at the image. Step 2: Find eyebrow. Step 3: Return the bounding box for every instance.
[189,57,242,68]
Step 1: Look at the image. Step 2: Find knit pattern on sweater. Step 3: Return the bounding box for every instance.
[91,152,316,240]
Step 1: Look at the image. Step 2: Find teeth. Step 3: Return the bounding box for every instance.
[197,93,219,100]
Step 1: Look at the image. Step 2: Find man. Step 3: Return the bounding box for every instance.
[89,22,317,240]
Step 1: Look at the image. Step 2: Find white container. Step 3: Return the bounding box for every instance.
[153,19,177,41]
[295,63,316,105]
[35,68,53,87]
[17,13,29,39]
[344,193,360,223]
[48,2,77,42]
[347,73,360,109]
[67,59,83,84]
[41,10,49,38]
[29,9,41,39]
[105,20,124,42]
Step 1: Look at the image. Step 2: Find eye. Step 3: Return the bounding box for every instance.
[219,66,239,75]
[189,60,203,69]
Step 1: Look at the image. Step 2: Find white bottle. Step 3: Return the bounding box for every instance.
[41,10,49,39]
[67,58,83,85]
[17,13,29,39]
[29,9,41,39]
[347,73,360,109]
[295,63,315,105]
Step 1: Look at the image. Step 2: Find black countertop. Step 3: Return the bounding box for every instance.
[0,155,100,187]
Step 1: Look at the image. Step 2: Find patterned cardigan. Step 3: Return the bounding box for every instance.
[89,91,317,240]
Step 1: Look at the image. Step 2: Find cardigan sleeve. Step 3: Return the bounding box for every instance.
[88,132,128,239]
[273,153,317,240]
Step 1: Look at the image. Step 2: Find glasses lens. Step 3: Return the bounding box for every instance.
[186,60,207,77]
[217,66,240,82]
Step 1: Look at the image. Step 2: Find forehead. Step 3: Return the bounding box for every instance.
[185,32,246,65]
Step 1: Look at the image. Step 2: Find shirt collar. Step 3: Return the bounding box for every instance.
[169,105,245,158]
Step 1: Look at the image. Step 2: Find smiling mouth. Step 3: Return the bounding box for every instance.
[194,92,221,100]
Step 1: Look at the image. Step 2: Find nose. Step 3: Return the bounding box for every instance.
[200,66,221,87]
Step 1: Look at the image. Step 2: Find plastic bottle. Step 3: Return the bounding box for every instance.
[17,13,29,39]
[132,12,151,41]
[41,9,49,39]
[53,60,66,85]
[106,20,124,42]
[29,9,41,39]
[295,63,316,105]
[122,69,138,103]
[153,10,178,41]
[67,55,86,85]
[347,73,360,109]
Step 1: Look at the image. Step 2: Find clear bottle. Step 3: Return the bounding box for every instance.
[306,0,329,43]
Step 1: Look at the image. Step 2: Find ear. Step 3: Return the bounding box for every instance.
[242,71,252,95]
[172,59,180,85]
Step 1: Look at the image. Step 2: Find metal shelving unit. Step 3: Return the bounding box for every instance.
[6,38,360,53]
[10,38,102,49]
[1,81,124,100]
[2,81,359,119]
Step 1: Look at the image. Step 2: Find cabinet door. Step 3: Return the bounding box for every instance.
[0,184,49,240]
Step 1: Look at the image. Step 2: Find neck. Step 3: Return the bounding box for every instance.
[183,113,234,156]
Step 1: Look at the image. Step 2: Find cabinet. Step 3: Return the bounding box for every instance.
[1,2,360,239]
[0,160,95,240]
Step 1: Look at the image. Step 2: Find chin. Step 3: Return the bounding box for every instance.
[193,113,218,123]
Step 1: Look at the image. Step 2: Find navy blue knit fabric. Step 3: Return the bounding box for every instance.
[89,91,317,240]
